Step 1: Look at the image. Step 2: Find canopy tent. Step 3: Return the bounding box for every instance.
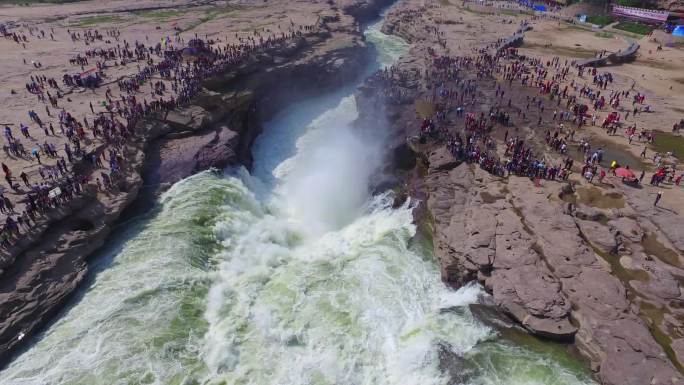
[673,25,684,36]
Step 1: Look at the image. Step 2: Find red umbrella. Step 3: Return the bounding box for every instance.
[615,167,636,180]
[79,68,97,77]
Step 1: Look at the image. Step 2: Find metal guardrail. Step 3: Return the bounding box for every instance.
[576,41,639,67]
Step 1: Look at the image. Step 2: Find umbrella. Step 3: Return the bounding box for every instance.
[615,167,635,180]
[80,67,98,77]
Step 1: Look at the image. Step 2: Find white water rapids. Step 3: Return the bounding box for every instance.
[1,18,596,385]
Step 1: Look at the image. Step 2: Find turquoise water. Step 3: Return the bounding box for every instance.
[0,16,596,385]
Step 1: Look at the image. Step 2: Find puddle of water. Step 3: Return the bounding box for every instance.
[639,300,684,373]
[585,239,684,373]
[575,186,625,209]
[597,142,646,170]
[652,131,684,160]
[566,141,644,172]
[585,238,649,284]
[481,191,504,204]
[642,232,682,268]
[415,100,436,118]
[572,194,684,373]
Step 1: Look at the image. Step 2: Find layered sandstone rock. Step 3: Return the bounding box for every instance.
[426,154,577,341]
[423,152,684,385]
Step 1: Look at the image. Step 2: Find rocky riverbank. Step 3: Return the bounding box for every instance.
[360,1,684,384]
[423,155,684,385]
[0,0,395,368]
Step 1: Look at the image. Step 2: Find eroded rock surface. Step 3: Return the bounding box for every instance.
[427,157,576,341]
[371,2,684,382]
[424,157,684,384]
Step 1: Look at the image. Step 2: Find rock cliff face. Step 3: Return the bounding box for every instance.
[0,0,387,368]
[420,150,684,385]
[139,30,371,200]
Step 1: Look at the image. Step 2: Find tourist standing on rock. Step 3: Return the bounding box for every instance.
[20,171,29,187]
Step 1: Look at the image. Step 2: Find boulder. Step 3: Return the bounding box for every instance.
[577,219,616,253]
[193,126,240,171]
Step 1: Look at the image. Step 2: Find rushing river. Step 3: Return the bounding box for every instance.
[1,17,596,385]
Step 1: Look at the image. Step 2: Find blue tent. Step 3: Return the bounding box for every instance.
[534,5,547,12]
[673,25,684,37]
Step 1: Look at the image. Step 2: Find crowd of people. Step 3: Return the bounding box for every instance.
[2,1,683,247]
[371,9,683,200]
[1,18,324,249]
